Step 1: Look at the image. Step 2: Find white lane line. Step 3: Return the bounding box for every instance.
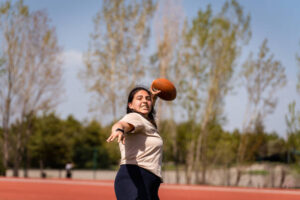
[0,178,113,187]
[161,185,300,196]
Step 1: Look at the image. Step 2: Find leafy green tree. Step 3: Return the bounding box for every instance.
[160,120,200,183]
[73,120,111,169]
[285,102,300,163]
[263,132,286,161]
[205,123,239,167]
[28,114,72,174]
[206,125,240,186]
[102,123,120,168]
[178,0,251,184]
[283,41,300,164]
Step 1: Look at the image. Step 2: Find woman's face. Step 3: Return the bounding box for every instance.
[128,90,152,115]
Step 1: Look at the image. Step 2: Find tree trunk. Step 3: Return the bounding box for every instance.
[235,134,247,186]
[195,83,216,184]
[169,107,179,183]
[225,165,231,186]
[185,139,195,184]
[23,146,29,178]
[40,159,45,178]
[235,168,242,186]
[13,154,20,177]
[2,98,11,176]
[2,130,8,176]
[175,161,180,184]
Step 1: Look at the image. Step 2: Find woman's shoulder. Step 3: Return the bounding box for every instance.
[120,112,145,132]
[124,112,143,118]
[121,112,144,122]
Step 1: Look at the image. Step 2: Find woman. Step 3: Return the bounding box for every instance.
[106,86,162,200]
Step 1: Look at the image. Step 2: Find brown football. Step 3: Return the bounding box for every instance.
[151,78,177,101]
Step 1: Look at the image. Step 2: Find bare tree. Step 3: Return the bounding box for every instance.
[241,39,286,132]
[173,19,203,184]
[152,0,184,183]
[0,0,28,175]
[81,0,156,121]
[297,43,300,93]
[0,0,63,176]
[236,39,287,185]
[153,0,183,78]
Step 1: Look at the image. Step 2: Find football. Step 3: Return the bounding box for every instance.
[151,78,177,101]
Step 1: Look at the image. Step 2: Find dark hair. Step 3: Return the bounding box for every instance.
[127,86,156,125]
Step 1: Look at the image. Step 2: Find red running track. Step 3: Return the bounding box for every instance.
[0,177,300,200]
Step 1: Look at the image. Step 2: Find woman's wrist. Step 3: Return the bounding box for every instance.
[112,123,123,132]
[115,128,125,134]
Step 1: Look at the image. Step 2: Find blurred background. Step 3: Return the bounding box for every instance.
[0,0,300,188]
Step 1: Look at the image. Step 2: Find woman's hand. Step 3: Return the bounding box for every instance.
[150,87,161,107]
[106,121,133,145]
[106,129,125,144]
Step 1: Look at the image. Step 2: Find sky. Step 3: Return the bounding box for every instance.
[5,0,300,137]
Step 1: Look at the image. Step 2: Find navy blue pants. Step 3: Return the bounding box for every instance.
[114,164,161,200]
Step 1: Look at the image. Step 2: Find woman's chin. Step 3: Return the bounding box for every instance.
[139,109,150,115]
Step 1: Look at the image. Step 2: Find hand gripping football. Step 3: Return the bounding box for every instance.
[151,78,177,101]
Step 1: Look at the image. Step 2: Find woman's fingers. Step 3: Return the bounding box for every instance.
[106,135,113,142]
[150,87,161,95]
[153,90,161,95]
[107,132,125,144]
[122,136,126,145]
[106,133,116,142]
[118,133,122,143]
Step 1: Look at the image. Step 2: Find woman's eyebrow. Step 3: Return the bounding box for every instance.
[136,95,150,98]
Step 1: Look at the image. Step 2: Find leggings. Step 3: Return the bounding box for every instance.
[114,164,161,200]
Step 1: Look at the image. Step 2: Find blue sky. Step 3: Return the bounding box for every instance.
[7,0,300,137]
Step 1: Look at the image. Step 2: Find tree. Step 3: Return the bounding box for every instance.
[0,0,63,176]
[73,120,111,169]
[236,39,287,185]
[178,0,251,184]
[0,57,5,74]
[297,43,300,93]
[152,0,183,79]
[284,46,300,164]
[205,123,239,186]
[0,127,5,175]
[81,0,156,121]
[241,39,286,132]
[28,114,73,176]
[151,0,184,183]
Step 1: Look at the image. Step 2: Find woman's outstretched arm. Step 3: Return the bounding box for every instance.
[106,121,134,144]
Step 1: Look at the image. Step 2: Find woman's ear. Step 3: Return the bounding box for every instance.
[128,103,133,109]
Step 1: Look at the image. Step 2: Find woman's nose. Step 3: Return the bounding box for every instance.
[142,97,147,102]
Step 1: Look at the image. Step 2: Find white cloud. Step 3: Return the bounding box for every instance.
[56,49,91,121]
[60,50,84,69]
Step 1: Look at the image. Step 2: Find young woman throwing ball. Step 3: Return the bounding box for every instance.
[106,86,162,200]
